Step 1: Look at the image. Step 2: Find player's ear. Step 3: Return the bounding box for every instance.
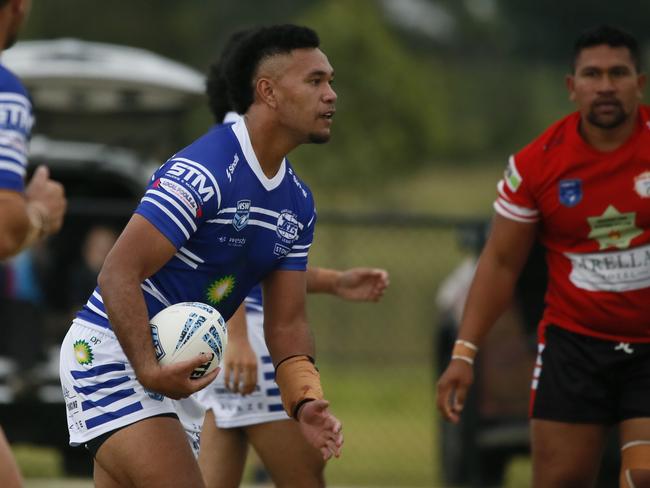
[636,73,646,100]
[255,77,278,109]
[565,74,576,102]
[9,0,25,16]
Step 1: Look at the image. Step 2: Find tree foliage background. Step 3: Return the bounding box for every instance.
[20,0,649,195]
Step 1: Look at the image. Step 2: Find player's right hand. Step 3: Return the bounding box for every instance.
[139,352,220,400]
[297,399,343,460]
[436,359,474,423]
[222,335,257,395]
[335,267,389,302]
[25,165,66,235]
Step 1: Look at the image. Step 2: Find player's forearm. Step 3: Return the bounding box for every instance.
[264,318,315,366]
[0,197,45,259]
[98,265,159,385]
[268,322,322,419]
[306,266,340,294]
[456,251,521,347]
[227,303,249,344]
[457,214,537,348]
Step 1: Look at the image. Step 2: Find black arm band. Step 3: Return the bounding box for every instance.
[275,354,315,371]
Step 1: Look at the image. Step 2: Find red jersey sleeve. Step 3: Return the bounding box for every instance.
[493,152,540,223]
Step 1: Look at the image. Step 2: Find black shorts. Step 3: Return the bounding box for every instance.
[531,325,650,424]
[84,412,178,458]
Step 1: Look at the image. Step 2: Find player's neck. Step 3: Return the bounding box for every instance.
[244,112,296,178]
[578,112,638,152]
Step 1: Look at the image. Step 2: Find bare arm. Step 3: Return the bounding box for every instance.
[263,269,343,459]
[0,166,66,259]
[222,303,257,394]
[263,269,312,363]
[0,190,33,257]
[306,266,389,302]
[98,214,218,399]
[436,214,537,423]
[0,427,21,488]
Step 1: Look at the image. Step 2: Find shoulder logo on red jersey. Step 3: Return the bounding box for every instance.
[634,171,650,198]
[504,156,522,192]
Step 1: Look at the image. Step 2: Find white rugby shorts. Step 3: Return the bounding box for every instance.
[60,319,201,452]
[196,310,290,428]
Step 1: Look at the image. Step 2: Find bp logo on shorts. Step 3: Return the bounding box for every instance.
[233,200,251,231]
[73,340,94,366]
[276,210,299,242]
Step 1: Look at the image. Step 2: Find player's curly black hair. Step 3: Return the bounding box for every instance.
[206,30,249,124]
[572,25,641,72]
[221,24,320,115]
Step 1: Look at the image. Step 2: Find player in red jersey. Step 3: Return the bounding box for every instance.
[437,25,650,487]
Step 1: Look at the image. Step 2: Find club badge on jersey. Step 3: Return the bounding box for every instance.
[233,200,251,231]
[558,179,582,207]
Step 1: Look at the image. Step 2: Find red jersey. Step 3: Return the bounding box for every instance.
[495,106,650,342]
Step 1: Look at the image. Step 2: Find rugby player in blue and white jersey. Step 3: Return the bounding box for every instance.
[59,24,342,487]
[0,0,65,259]
[0,1,66,487]
[193,42,389,487]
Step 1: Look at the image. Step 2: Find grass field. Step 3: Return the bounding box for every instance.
[12,164,538,487]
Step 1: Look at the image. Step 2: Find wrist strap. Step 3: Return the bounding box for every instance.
[455,339,478,351]
[275,355,323,419]
[15,202,48,253]
[452,339,478,365]
[451,355,474,366]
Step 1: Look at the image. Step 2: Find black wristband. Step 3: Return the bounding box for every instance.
[293,398,316,420]
[275,354,315,371]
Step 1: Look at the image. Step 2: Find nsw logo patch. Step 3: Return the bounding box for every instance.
[233,199,251,231]
[558,179,582,207]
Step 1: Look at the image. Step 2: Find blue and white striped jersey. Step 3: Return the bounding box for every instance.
[0,64,33,192]
[77,116,316,328]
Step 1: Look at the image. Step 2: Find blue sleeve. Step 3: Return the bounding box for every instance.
[0,77,33,192]
[135,156,221,249]
[276,207,316,272]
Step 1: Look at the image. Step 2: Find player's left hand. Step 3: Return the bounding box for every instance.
[297,399,343,460]
[334,268,389,302]
[222,334,257,395]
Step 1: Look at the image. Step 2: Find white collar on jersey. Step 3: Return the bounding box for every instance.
[230,115,286,192]
[223,111,240,124]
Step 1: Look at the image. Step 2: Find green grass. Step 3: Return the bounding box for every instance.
[13,444,62,479]
[319,364,436,486]
[504,456,533,488]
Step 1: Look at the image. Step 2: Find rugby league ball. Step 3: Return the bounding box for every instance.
[149,302,228,378]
